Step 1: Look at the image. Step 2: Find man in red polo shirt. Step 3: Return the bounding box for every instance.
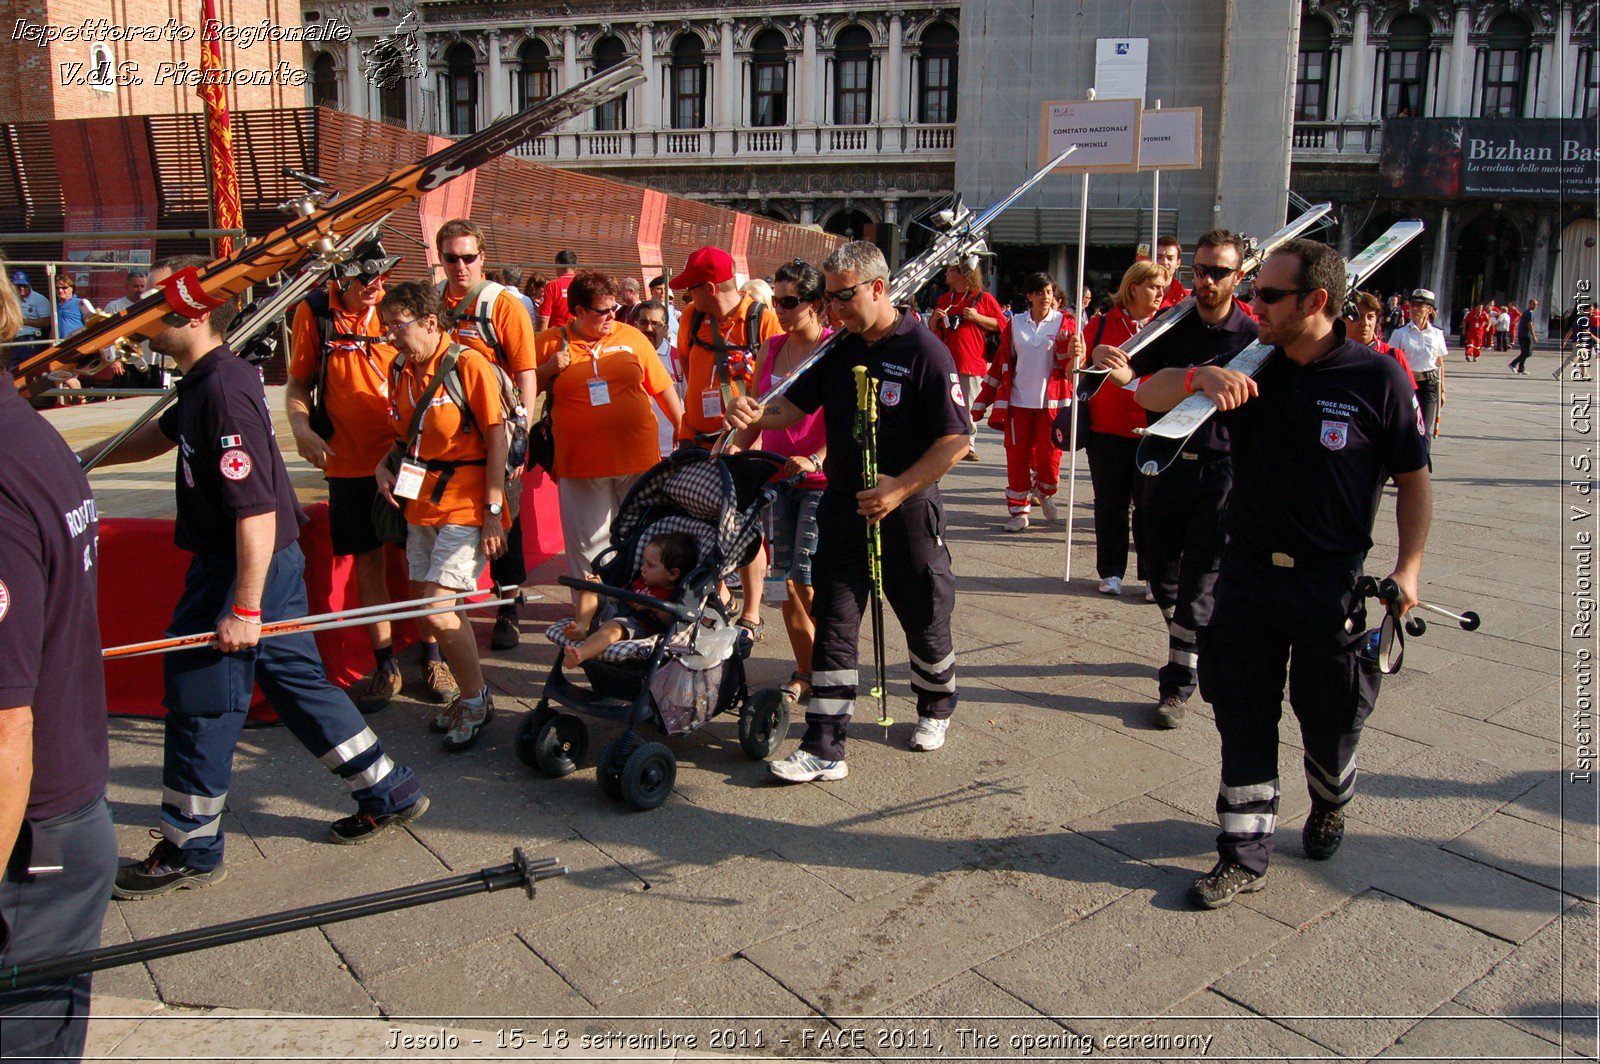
[1157,235,1189,309]
[538,250,578,331]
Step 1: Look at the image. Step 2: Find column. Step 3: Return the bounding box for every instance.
[884,14,903,125]
[882,197,901,267]
[486,31,505,122]
[1447,3,1471,115]
[408,29,429,130]
[1527,211,1554,331]
[1050,244,1069,292]
[562,27,580,131]
[717,19,736,128]
[639,23,657,127]
[798,16,817,126]
[1429,206,1452,323]
[798,201,814,225]
[1342,3,1369,119]
[1545,2,1571,117]
[1337,204,1356,258]
[344,38,366,117]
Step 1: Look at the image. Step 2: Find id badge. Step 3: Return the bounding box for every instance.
[701,390,723,419]
[393,459,426,500]
[587,377,612,406]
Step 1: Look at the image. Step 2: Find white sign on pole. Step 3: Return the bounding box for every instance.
[1139,107,1204,171]
[1040,98,1143,173]
[1094,38,1148,103]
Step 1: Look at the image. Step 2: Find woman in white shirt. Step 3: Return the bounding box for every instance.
[1387,288,1447,440]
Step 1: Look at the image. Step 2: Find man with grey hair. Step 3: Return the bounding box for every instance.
[725,240,971,780]
[619,276,643,325]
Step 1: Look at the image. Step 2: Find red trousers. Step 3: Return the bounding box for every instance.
[1003,406,1063,515]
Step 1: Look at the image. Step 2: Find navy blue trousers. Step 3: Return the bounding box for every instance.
[161,544,420,869]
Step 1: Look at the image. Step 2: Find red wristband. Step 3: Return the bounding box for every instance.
[231,604,262,619]
[1184,366,1200,395]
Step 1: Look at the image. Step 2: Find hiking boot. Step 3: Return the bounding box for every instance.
[1153,696,1186,729]
[1302,806,1347,860]
[423,658,458,707]
[1004,513,1029,533]
[1188,860,1267,910]
[112,835,227,900]
[909,717,949,752]
[329,794,431,845]
[769,749,848,783]
[1039,496,1061,523]
[490,606,520,651]
[441,692,494,752]
[348,663,402,714]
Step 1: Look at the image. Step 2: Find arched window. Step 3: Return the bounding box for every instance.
[751,29,788,127]
[1295,14,1333,120]
[519,39,552,109]
[1480,14,1532,118]
[379,77,406,124]
[445,43,477,134]
[311,52,338,108]
[592,35,627,130]
[670,34,706,129]
[834,26,873,125]
[1382,14,1430,117]
[918,23,958,123]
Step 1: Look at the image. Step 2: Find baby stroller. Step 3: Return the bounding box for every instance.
[515,447,792,810]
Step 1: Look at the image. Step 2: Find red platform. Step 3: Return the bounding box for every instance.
[101,468,562,720]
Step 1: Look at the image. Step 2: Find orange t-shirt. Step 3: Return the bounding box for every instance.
[286,291,399,478]
[390,338,503,528]
[675,293,781,438]
[535,322,673,479]
[442,285,537,377]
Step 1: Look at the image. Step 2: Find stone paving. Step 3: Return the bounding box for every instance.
[77,345,1595,1061]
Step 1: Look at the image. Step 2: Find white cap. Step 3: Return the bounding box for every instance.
[1410,288,1436,306]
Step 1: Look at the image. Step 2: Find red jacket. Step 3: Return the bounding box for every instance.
[1371,337,1417,390]
[972,310,1077,430]
[1083,308,1151,438]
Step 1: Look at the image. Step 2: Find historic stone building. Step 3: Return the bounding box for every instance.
[1289,0,1596,329]
[300,0,961,264]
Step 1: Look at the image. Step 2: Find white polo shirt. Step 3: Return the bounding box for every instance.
[1389,321,1448,375]
[1008,308,1062,409]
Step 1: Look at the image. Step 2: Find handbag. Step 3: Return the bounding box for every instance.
[1050,312,1101,452]
[370,348,461,546]
[526,327,567,475]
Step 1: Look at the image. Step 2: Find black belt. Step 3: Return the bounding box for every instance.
[1234,547,1366,571]
[1414,369,1439,379]
[424,458,486,505]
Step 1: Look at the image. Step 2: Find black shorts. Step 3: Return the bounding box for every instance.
[327,475,384,557]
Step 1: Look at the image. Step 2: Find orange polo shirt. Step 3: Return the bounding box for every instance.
[675,293,781,438]
[535,322,673,479]
[287,288,399,479]
[442,285,537,377]
[390,337,503,528]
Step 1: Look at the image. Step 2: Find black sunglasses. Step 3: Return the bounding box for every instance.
[825,279,880,304]
[772,295,811,310]
[442,252,480,265]
[1192,264,1237,283]
[1254,286,1314,305]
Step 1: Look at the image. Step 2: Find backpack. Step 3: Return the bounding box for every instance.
[304,287,386,440]
[688,300,767,397]
[438,279,508,362]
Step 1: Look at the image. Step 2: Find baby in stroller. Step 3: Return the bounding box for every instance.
[562,532,696,667]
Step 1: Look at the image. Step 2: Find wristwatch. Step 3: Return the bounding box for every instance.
[486,502,504,517]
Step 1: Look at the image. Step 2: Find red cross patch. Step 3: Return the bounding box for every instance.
[220,449,253,481]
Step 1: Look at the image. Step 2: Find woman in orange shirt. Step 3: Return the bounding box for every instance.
[534,272,685,595]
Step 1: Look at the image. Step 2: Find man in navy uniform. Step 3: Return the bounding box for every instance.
[77,256,428,900]
[1093,228,1260,729]
[724,241,971,780]
[0,270,117,1060]
[1135,239,1431,909]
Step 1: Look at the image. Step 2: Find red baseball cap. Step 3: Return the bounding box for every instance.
[669,246,735,290]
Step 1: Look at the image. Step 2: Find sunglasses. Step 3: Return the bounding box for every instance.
[824,279,880,304]
[442,252,480,265]
[772,295,811,310]
[1253,286,1314,305]
[382,317,424,336]
[1192,264,1237,283]
[581,303,618,317]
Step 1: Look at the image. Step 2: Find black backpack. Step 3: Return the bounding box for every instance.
[304,287,386,441]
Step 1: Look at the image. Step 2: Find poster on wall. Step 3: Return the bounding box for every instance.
[1380,118,1599,199]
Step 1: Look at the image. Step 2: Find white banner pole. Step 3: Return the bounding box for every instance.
[1150,99,1161,255]
[1064,88,1096,583]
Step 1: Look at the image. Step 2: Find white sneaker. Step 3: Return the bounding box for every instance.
[910,717,949,751]
[1144,588,1156,603]
[1098,576,1122,595]
[1004,513,1030,533]
[1040,497,1061,523]
[769,749,848,782]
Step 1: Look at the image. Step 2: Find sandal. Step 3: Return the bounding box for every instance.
[736,618,764,643]
[779,670,812,705]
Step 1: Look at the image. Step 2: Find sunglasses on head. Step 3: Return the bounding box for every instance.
[1191,264,1237,283]
[1253,286,1314,305]
[442,252,480,265]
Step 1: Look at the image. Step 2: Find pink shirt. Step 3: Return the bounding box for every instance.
[758,331,830,488]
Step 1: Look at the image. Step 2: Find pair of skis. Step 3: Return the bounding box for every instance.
[1134,219,1426,476]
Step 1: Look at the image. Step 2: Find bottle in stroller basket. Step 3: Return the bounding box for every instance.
[562,533,696,667]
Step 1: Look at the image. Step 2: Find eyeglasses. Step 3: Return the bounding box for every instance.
[825,278,881,304]
[442,252,480,265]
[1253,286,1314,305]
[383,317,423,336]
[1192,264,1237,283]
[580,303,618,317]
[772,295,809,310]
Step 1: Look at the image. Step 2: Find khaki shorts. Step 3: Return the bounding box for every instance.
[406,522,487,591]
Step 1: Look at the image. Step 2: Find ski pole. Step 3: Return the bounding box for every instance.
[104,588,532,659]
[854,365,892,729]
[1,850,565,992]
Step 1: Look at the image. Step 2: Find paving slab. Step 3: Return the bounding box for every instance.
[861,971,1073,1062]
[1213,890,1511,1058]
[1349,746,1544,843]
[1455,900,1600,1057]
[1445,811,1600,903]
[1500,773,1600,842]
[1121,989,1333,1061]
[362,933,595,1021]
[1372,1002,1565,1061]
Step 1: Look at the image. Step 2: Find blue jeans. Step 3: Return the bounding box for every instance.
[765,484,823,586]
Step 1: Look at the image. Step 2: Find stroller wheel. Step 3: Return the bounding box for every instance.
[739,688,792,760]
[532,713,589,777]
[597,731,639,801]
[620,742,676,811]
